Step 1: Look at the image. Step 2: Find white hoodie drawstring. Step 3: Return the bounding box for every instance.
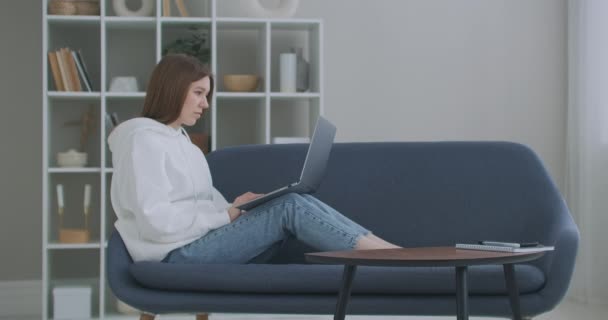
[181,127,192,143]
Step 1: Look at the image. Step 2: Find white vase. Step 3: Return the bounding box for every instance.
[280,53,297,92]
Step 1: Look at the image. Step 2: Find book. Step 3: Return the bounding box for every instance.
[63,48,82,91]
[163,0,171,16]
[72,50,92,92]
[54,49,72,91]
[47,51,65,91]
[74,50,93,91]
[455,243,555,253]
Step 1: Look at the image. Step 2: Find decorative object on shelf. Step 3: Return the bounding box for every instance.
[63,105,96,152]
[272,136,310,144]
[58,228,89,243]
[163,27,211,65]
[83,183,91,228]
[48,0,100,16]
[227,0,299,18]
[223,74,260,92]
[56,184,64,218]
[57,149,88,167]
[109,76,139,92]
[280,52,297,92]
[292,47,309,92]
[112,0,155,17]
[56,183,91,244]
[52,286,92,319]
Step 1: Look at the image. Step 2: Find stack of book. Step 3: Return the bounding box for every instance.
[48,47,92,92]
[455,241,554,253]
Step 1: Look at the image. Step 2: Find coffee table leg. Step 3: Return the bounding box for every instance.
[455,266,469,320]
[504,263,523,320]
[335,264,357,320]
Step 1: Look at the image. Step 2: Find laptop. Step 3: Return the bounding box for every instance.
[235,116,337,211]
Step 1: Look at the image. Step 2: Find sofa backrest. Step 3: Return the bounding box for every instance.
[207,142,568,264]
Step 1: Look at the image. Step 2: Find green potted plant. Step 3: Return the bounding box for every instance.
[162,27,211,64]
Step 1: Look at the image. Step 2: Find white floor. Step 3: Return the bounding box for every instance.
[206,299,607,320]
[164,299,608,320]
[5,299,607,320]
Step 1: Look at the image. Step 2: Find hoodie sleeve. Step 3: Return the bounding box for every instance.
[123,132,231,244]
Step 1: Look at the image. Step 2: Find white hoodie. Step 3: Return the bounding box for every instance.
[108,117,231,262]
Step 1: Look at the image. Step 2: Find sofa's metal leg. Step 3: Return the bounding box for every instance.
[140,313,156,320]
[196,314,209,320]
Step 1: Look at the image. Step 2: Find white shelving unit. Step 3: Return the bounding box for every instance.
[41,0,323,319]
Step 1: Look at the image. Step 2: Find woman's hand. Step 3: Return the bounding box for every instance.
[228,192,264,221]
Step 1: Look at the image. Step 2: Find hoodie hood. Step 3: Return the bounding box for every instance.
[108,117,184,163]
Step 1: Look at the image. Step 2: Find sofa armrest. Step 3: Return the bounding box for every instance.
[531,209,579,311]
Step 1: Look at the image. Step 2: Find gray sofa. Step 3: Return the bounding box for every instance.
[107,142,579,319]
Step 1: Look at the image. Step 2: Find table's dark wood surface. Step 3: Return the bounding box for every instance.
[306,247,545,267]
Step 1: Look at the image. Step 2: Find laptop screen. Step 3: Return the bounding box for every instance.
[298,116,337,190]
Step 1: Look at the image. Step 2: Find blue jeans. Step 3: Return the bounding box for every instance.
[164,193,370,264]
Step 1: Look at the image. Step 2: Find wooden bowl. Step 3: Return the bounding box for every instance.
[223,74,260,92]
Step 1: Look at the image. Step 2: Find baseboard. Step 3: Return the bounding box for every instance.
[565,295,608,308]
[0,280,41,318]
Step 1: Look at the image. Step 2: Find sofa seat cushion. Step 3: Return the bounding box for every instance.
[130,262,545,295]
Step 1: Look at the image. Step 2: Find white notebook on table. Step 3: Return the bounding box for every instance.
[455,243,555,253]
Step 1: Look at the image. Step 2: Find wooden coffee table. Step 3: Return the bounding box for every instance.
[306,247,546,320]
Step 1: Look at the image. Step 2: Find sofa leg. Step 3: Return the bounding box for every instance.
[140,313,156,320]
[196,314,209,320]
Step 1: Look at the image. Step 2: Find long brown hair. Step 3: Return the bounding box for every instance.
[141,54,214,124]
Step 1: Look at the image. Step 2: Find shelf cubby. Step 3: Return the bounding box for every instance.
[105,22,156,93]
[48,99,102,168]
[216,20,267,92]
[48,260,100,319]
[48,173,101,245]
[270,21,321,93]
[47,20,101,92]
[216,98,267,149]
[161,0,212,18]
[270,97,320,142]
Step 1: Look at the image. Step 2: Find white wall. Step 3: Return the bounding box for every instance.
[293,0,567,187]
[0,0,567,281]
[0,1,43,281]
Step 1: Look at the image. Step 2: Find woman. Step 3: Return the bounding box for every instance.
[109,54,399,264]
